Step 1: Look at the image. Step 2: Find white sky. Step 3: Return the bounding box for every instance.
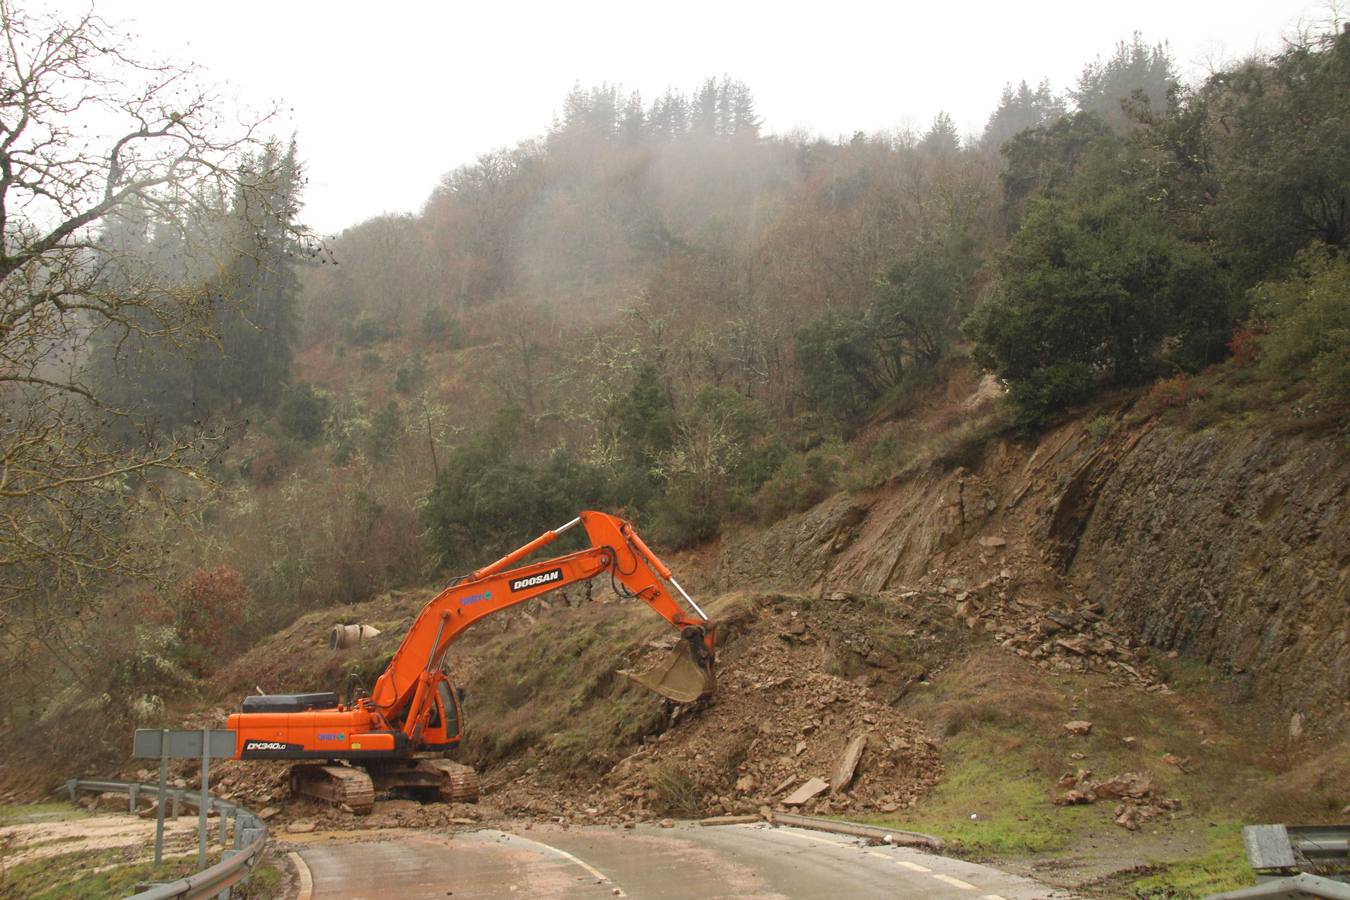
[49,0,1327,233]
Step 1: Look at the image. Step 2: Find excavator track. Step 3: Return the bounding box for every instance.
[289,764,375,815]
[421,759,480,803]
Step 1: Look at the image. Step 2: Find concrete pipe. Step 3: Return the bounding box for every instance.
[330,623,382,650]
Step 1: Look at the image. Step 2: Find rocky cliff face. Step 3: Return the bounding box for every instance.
[715,412,1348,732]
[1069,426,1347,726]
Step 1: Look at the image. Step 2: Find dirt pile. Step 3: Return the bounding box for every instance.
[484,593,947,824]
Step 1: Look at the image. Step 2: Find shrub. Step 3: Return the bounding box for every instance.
[174,565,252,673]
[752,445,842,523]
[1229,328,1261,368]
[278,381,330,442]
[1085,415,1116,444]
[243,433,297,484]
[1251,246,1350,397]
[420,306,463,347]
[794,312,886,428]
[965,191,1231,424]
[367,400,403,461]
[1139,373,1207,416]
[344,311,391,347]
[423,412,618,569]
[393,353,426,394]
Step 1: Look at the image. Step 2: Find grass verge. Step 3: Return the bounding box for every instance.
[0,849,199,900]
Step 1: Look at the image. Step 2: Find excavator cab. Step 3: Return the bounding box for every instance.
[420,676,464,750]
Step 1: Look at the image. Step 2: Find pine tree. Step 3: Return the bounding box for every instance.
[1072,33,1176,131]
[920,111,961,155]
[620,90,645,143]
[692,78,718,135]
[728,81,761,138]
[982,78,1065,149]
[202,140,304,410]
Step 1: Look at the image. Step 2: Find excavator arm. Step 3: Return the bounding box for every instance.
[366,510,715,738]
[226,510,711,814]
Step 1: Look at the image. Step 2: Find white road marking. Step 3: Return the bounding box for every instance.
[981,895,1009,900]
[897,860,932,872]
[288,851,313,900]
[931,873,978,890]
[762,827,854,848]
[485,829,627,897]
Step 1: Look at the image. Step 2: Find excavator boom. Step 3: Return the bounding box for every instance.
[225,511,714,812]
[367,510,714,733]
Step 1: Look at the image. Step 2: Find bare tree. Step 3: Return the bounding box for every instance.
[0,1,306,672]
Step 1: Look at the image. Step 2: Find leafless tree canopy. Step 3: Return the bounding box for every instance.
[0,0,298,658]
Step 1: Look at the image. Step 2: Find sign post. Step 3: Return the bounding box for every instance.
[198,728,209,870]
[155,731,169,866]
[133,729,236,872]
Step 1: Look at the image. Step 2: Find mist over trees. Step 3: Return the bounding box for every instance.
[296,23,1348,565]
[4,1,1346,766]
[0,0,316,742]
[93,140,308,425]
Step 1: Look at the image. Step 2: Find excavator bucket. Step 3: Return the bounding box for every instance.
[623,639,715,703]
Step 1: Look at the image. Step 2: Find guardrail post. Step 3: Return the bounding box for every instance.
[128,784,138,814]
[57,774,267,900]
[218,849,241,900]
[171,790,181,819]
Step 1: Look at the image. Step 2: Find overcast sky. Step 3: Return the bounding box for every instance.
[52,0,1327,233]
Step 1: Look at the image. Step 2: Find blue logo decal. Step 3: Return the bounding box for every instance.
[318,732,345,741]
[462,590,493,605]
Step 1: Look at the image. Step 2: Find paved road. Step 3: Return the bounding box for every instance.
[295,822,1071,899]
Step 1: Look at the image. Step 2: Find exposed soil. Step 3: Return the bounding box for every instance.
[485,592,950,824]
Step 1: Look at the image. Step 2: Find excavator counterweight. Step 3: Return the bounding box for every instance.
[225,511,715,812]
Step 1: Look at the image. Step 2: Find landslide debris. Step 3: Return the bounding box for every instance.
[1052,769,1181,831]
[484,592,951,824]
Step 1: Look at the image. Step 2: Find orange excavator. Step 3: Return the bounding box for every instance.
[225,511,715,813]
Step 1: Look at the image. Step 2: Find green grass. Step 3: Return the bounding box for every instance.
[857,732,1096,855]
[0,849,201,900]
[850,643,1328,900]
[1127,824,1255,899]
[236,856,283,899]
[0,801,88,824]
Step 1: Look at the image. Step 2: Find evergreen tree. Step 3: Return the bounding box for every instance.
[204,140,304,410]
[620,90,645,143]
[692,78,719,135]
[920,111,961,155]
[982,79,1065,149]
[727,80,761,138]
[1072,33,1176,131]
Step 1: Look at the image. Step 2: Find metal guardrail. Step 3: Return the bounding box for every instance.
[1205,872,1350,899]
[1204,823,1350,899]
[59,777,268,899]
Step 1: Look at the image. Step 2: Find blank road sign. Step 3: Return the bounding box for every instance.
[133,729,236,759]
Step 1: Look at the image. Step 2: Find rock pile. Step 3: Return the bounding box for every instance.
[1052,769,1180,830]
[938,571,1164,688]
[489,601,944,824]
